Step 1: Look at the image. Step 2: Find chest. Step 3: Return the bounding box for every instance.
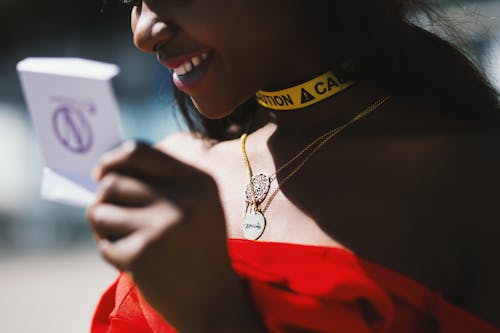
[207,135,467,299]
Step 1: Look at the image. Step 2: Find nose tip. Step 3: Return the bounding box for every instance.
[133,10,175,53]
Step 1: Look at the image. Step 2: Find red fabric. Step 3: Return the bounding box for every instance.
[91,239,499,333]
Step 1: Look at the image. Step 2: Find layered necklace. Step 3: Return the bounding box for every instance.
[241,70,391,240]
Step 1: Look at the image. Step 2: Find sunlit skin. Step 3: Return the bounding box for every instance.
[130,0,330,119]
[87,0,500,331]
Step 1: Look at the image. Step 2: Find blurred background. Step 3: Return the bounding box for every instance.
[0,1,499,332]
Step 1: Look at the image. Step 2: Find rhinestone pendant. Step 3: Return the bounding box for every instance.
[242,210,266,240]
[245,173,271,204]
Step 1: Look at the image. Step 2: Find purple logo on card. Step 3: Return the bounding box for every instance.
[52,101,95,154]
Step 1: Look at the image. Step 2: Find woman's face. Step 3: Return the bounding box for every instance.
[131,0,325,119]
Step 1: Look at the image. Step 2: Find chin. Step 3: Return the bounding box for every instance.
[191,97,236,120]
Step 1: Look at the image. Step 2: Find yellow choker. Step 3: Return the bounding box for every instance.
[255,71,354,111]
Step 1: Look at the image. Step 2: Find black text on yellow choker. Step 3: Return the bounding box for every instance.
[255,71,354,111]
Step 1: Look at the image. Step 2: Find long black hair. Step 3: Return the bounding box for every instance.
[173,0,500,140]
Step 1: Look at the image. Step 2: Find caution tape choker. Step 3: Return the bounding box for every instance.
[255,71,354,111]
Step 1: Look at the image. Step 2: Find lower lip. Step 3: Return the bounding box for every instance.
[171,53,212,93]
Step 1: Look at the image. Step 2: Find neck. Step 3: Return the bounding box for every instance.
[255,81,388,141]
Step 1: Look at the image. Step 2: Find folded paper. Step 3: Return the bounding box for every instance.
[17,57,123,207]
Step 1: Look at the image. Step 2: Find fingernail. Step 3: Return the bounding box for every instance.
[98,239,111,250]
[121,140,137,153]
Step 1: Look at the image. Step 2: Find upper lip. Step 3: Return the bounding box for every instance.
[157,49,210,69]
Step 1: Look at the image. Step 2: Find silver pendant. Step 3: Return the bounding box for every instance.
[245,173,271,204]
[242,210,266,240]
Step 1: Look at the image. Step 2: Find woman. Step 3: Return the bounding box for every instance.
[88,0,500,332]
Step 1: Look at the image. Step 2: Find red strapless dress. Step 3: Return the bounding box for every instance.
[91,239,498,333]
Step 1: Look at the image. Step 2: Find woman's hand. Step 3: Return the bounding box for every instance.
[87,141,263,333]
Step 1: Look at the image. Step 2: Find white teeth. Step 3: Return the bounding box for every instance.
[173,52,209,76]
[175,63,187,76]
[184,60,193,73]
[192,56,202,67]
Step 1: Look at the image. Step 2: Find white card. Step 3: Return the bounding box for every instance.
[17,57,124,207]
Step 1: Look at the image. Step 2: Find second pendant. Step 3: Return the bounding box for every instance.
[242,210,266,240]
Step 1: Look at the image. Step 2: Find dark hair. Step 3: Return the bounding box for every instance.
[173,0,500,141]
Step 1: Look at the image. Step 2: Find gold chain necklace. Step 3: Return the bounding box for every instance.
[240,96,391,240]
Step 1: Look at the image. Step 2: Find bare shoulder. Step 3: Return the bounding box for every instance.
[153,131,243,178]
[154,131,212,170]
[155,130,200,151]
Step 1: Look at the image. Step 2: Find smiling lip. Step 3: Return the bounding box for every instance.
[158,49,212,92]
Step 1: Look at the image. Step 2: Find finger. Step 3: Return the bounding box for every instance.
[87,203,143,242]
[92,140,137,180]
[93,140,190,182]
[97,172,155,206]
[97,232,146,272]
